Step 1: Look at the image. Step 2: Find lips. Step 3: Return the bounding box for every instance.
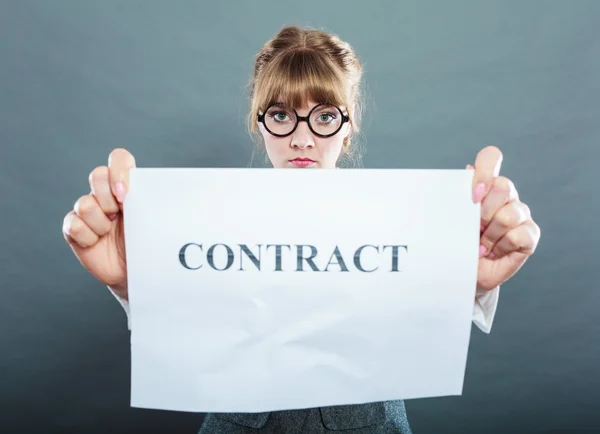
[289,158,315,167]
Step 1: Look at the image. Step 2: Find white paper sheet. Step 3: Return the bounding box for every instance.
[124,168,480,413]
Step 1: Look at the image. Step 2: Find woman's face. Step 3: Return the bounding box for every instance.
[258,99,351,169]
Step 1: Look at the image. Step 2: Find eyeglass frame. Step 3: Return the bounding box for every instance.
[257,102,350,138]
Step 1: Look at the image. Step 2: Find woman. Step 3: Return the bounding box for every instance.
[62,26,540,433]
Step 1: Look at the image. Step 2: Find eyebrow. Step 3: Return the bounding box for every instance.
[271,101,341,109]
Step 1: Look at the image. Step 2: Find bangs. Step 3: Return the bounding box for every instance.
[255,49,348,111]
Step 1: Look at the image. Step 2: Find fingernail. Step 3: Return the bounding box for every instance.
[466,164,474,170]
[115,182,126,203]
[487,251,496,259]
[109,213,118,221]
[479,244,487,258]
[473,183,486,204]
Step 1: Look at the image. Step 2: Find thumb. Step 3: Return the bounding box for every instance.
[108,148,136,208]
[471,146,503,202]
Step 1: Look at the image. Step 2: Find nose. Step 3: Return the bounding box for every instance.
[290,121,315,149]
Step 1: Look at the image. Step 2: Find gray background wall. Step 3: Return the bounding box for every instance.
[1,1,598,433]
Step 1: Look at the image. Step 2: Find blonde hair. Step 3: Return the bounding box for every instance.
[247,25,364,164]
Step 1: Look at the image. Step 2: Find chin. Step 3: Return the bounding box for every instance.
[293,164,320,169]
[284,161,320,168]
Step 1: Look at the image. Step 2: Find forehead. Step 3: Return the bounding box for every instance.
[255,47,349,113]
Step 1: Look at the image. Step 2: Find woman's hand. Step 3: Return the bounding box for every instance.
[467,146,541,293]
[62,148,136,300]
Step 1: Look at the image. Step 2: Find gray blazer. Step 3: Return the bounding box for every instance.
[197,400,412,433]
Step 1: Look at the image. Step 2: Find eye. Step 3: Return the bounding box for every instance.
[314,112,336,124]
[268,111,292,123]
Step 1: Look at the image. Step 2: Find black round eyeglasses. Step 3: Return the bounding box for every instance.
[257,103,349,138]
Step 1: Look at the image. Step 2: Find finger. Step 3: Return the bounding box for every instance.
[89,166,120,219]
[480,200,530,257]
[480,176,519,232]
[489,219,541,259]
[73,194,113,237]
[472,145,503,203]
[63,210,100,248]
[108,148,136,204]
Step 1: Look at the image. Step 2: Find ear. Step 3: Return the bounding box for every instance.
[257,121,265,137]
[343,122,353,139]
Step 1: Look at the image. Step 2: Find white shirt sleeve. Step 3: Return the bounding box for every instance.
[108,284,501,334]
[472,286,500,334]
[108,286,131,330]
